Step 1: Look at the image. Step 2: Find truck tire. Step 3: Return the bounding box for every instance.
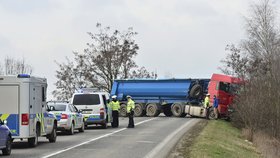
[208,109,216,120]
[28,125,39,147]
[2,136,11,155]
[171,103,185,117]
[120,104,127,117]
[146,103,161,117]
[134,103,145,117]
[47,124,57,143]
[190,84,203,98]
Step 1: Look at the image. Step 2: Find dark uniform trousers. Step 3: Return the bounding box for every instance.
[112,110,119,127]
[127,111,134,128]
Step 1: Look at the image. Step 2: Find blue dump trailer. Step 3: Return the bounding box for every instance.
[110,79,210,117]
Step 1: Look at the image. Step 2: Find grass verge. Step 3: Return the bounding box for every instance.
[189,120,261,158]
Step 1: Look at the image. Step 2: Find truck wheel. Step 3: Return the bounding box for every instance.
[146,103,161,117]
[209,109,216,120]
[79,121,85,132]
[171,103,185,117]
[190,84,203,98]
[134,103,145,117]
[68,123,75,135]
[47,125,57,143]
[2,136,11,155]
[28,125,39,147]
[120,104,127,117]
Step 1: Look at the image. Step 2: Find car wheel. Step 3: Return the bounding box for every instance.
[47,125,57,143]
[101,123,107,129]
[78,121,85,132]
[2,136,11,155]
[68,123,75,135]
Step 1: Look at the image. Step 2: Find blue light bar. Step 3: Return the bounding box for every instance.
[17,74,30,78]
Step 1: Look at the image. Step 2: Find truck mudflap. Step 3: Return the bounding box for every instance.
[0,114,19,136]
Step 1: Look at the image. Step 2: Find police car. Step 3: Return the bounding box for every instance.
[71,89,112,129]
[47,101,85,134]
[0,119,11,155]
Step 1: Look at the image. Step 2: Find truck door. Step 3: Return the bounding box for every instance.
[33,85,48,135]
[0,85,20,136]
[29,84,37,136]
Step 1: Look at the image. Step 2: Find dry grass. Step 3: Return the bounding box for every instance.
[253,132,280,158]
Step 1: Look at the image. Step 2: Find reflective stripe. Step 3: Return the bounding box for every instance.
[36,113,45,133]
[0,113,10,121]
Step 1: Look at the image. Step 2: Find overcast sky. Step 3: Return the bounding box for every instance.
[0,0,276,99]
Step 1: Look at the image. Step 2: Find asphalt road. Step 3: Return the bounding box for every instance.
[4,116,200,158]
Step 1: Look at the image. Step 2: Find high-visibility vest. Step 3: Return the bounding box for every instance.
[127,99,135,113]
[109,101,120,111]
[204,96,210,108]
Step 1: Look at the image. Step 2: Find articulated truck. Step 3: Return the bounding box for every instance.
[110,74,241,119]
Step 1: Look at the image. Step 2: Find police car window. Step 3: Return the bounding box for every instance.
[73,105,79,112]
[73,94,100,105]
[50,104,66,111]
[68,105,75,112]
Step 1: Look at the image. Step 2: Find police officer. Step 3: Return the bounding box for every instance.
[109,95,120,128]
[126,95,135,128]
[204,93,210,119]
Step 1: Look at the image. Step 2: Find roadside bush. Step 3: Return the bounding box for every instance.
[220,0,280,156]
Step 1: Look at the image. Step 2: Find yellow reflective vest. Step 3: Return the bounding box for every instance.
[204,96,210,108]
[109,101,120,111]
[127,99,135,113]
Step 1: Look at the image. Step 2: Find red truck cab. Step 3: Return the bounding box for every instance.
[208,74,242,118]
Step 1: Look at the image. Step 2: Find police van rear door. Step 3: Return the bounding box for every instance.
[0,84,20,136]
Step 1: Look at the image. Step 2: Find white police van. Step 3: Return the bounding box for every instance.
[71,89,111,129]
[0,74,57,147]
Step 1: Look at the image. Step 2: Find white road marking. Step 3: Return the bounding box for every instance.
[41,117,157,158]
[144,119,200,158]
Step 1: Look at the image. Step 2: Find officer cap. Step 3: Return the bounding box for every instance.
[112,95,117,99]
[126,95,132,98]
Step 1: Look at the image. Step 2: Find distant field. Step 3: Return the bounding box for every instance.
[189,120,261,158]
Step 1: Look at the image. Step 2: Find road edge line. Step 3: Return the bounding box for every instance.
[144,118,202,158]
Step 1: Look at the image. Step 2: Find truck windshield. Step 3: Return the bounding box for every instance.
[229,83,240,95]
[73,94,100,105]
[218,82,230,93]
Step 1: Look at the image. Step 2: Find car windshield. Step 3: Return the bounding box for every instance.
[49,104,67,111]
[73,94,100,105]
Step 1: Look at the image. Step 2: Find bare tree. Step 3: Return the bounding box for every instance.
[0,56,33,75]
[54,23,153,100]
[220,0,280,146]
